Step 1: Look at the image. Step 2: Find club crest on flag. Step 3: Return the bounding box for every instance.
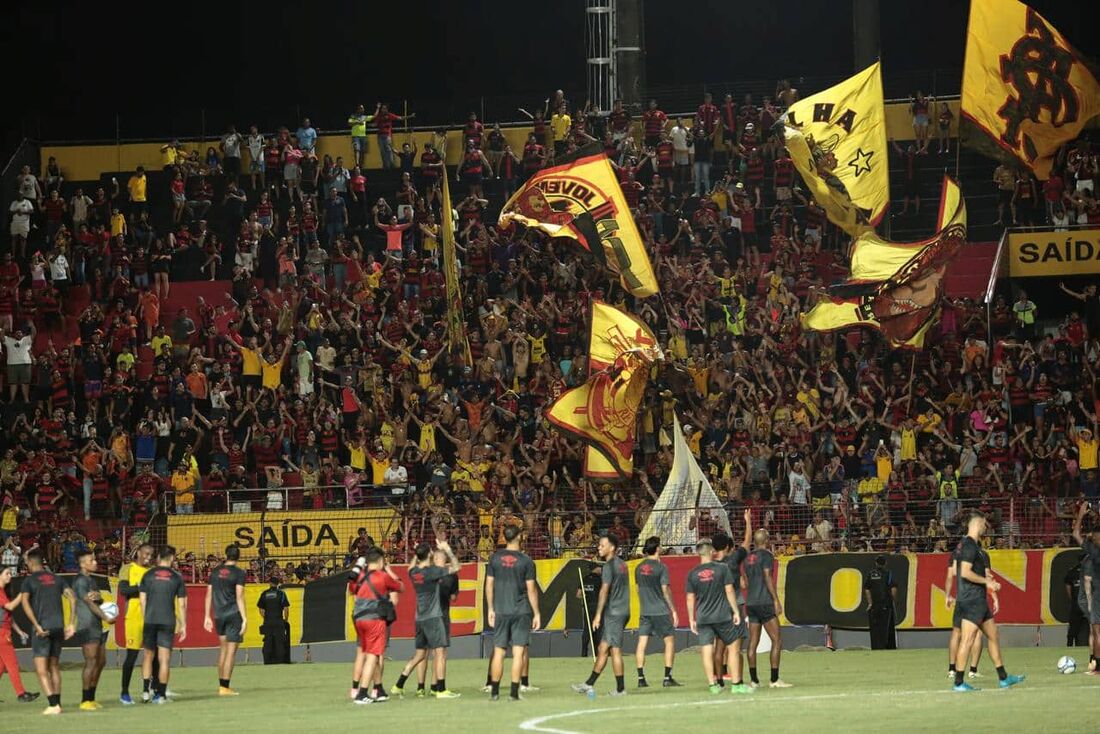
[962,0,1100,179]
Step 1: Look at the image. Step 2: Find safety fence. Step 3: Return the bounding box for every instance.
[145,482,1086,578]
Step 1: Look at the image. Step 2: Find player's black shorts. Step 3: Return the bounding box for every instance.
[216,613,244,643]
[73,627,108,647]
[955,599,992,626]
[415,617,450,649]
[492,613,532,649]
[746,603,777,624]
[638,614,674,639]
[143,622,177,651]
[601,614,628,648]
[31,628,64,658]
[695,620,740,647]
[952,604,963,629]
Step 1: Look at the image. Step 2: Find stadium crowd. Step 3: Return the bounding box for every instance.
[2,89,1099,573]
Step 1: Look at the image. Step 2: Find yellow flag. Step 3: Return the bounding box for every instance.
[498,149,659,298]
[781,62,890,237]
[962,0,1100,179]
[546,302,662,479]
[440,172,471,364]
[802,176,966,349]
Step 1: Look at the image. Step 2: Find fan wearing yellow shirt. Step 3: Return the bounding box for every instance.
[345,435,368,473]
[226,333,263,398]
[118,543,156,704]
[550,103,572,156]
[260,339,293,393]
[127,166,148,219]
[882,405,918,462]
[1071,425,1098,471]
[368,447,391,485]
[411,413,438,453]
[160,140,184,169]
[150,328,173,359]
[874,443,894,484]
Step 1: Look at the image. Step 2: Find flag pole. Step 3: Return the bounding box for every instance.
[954,115,962,182]
[578,567,596,662]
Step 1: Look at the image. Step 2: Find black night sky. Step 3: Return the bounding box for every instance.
[4,0,1096,149]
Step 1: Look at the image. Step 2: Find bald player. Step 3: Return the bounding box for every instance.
[118,543,156,704]
[743,519,790,688]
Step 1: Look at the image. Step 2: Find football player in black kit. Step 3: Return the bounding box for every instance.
[951,513,1024,692]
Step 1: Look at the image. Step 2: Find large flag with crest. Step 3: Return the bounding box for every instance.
[546,302,663,479]
[498,148,659,298]
[962,0,1100,180]
[801,176,966,349]
[779,62,890,237]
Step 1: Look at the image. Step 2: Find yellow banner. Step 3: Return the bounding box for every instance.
[546,302,661,479]
[782,62,890,237]
[962,0,1100,179]
[441,170,471,363]
[499,150,658,298]
[1007,228,1100,276]
[166,509,397,560]
[802,176,966,348]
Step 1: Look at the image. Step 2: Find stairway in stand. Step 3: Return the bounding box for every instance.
[943,241,998,300]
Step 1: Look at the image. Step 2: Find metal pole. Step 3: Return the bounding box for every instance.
[852,0,881,71]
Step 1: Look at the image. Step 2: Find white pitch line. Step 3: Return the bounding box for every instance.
[517,686,1063,734]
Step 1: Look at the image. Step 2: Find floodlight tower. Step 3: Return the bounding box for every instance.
[586,0,646,114]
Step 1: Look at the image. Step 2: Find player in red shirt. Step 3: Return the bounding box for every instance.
[350,549,403,704]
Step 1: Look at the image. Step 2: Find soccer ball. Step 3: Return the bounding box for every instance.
[100,602,120,621]
[1056,655,1076,674]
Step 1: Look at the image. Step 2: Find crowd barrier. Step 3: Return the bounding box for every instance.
[39,99,960,181]
[154,485,1074,567]
[7,548,1083,651]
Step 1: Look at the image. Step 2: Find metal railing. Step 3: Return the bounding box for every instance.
[163,482,413,515]
[133,485,1093,573]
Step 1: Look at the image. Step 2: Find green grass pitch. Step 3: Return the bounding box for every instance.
[4,647,1094,733]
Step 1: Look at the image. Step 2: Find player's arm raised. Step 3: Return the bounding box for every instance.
[437,539,461,574]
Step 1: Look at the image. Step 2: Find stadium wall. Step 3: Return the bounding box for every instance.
[38,100,960,181]
[5,547,1080,655]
